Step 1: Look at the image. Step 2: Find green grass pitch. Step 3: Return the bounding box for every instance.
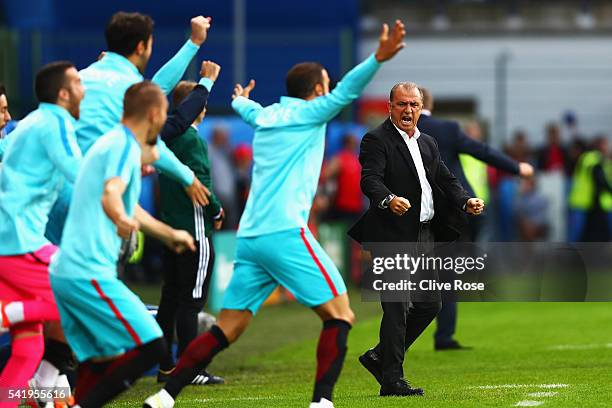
[114,286,612,407]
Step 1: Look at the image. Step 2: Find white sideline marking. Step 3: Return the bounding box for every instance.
[550,343,612,350]
[527,392,558,398]
[113,396,286,406]
[470,384,569,390]
[515,401,544,407]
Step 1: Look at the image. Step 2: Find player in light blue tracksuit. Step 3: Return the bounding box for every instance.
[45,12,212,243]
[145,20,407,408]
[50,81,197,407]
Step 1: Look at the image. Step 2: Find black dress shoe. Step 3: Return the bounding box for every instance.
[380,379,424,397]
[434,340,472,351]
[358,349,383,385]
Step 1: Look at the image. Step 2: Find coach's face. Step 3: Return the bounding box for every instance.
[389,86,422,136]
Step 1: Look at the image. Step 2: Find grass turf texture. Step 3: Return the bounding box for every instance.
[115,285,611,407]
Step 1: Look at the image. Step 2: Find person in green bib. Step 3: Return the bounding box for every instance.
[157,64,225,387]
[568,137,612,242]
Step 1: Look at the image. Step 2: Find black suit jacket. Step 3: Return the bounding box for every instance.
[417,114,519,197]
[348,118,471,243]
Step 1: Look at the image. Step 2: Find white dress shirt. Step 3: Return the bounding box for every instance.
[391,120,435,222]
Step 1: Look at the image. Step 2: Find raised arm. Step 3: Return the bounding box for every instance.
[231,80,263,127]
[151,16,211,94]
[161,60,220,143]
[301,20,406,123]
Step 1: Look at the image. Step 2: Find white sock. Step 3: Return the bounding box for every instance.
[158,388,174,408]
[55,374,72,397]
[4,302,24,325]
[33,360,60,388]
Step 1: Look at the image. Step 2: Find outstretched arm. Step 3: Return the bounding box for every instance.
[152,16,211,94]
[455,123,521,175]
[161,60,221,143]
[301,20,406,123]
[231,79,263,127]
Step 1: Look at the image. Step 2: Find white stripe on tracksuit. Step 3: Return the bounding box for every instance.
[193,205,210,299]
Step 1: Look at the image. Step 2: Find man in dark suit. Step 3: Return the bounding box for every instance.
[348,82,484,396]
[418,87,533,350]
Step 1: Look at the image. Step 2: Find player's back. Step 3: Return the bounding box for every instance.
[237,97,328,238]
[76,53,142,154]
[52,125,141,279]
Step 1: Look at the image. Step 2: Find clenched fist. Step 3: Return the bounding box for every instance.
[201,60,221,82]
[190,16,212,46]
[390,196,411,216]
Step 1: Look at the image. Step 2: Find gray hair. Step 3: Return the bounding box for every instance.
[389,82,422,102]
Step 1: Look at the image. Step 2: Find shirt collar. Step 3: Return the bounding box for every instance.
[421,109,432,117]
[390,118,420,140]
[38,103,76,126]
[100,52,141,78]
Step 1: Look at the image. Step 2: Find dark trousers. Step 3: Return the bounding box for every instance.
[374,223,442,384]
[434,216,483,345]
[156,238,215,371]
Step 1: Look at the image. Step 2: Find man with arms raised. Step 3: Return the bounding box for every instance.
[46,11,212,243]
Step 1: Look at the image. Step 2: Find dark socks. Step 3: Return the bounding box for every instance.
[44,339,77,386]
[312,319,351,403]
[75,338,166,408]
[165,325,229,398]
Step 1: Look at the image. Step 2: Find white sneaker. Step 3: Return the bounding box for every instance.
[309,398,334,408]
[143,389,175,408]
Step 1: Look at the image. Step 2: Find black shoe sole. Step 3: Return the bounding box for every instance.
[380,388,425,397]
[358,353,383,385]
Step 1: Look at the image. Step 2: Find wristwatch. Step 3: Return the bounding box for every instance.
[379,194,396,209]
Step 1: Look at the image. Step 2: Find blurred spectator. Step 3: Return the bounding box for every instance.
[491,130,534,240]
[568,136,612,242]
[514,177,549,241]
[208,126,238,229]
[233,143,253,216]
[323,133,363,223]
[536,122,567,173]
[562,111,587,176]
[506,129,532,163]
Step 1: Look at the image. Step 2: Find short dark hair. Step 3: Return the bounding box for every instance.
[286,62,325,99]
[35,61,75,104]
[0,83,6,97]
[105,12,154,57]
[123,81,164,119]
[172,81,198,109]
